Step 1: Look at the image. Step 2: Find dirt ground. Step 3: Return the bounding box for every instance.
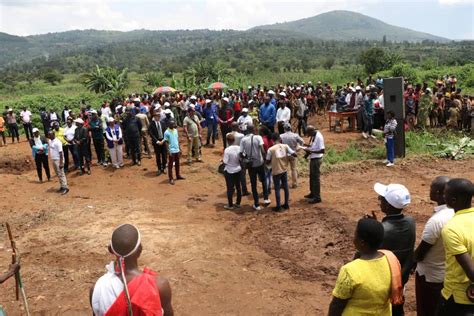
[0,118,472,316]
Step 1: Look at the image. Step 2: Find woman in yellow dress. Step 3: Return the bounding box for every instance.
[328,218,392,315]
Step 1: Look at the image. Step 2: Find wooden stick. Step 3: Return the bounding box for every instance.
[6,223,19,301]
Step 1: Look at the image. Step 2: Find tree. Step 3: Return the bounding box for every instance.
[82,65,129,97]
[359,47,388,74]
[322,57,335,70]
[43,71,64,85]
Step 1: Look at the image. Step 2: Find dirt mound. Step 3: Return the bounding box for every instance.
[0,153,33,174]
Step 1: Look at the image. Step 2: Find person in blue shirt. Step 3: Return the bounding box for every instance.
[259,96,277,132]
[163,119,185,185]
[203,99,218,147]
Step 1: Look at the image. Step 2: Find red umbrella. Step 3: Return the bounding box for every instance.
[208,82,228,90]
[153,86,177,94]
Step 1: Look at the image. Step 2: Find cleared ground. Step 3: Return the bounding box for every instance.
[0,118,472,315]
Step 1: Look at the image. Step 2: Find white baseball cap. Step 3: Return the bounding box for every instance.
[32,127,39,133]
[374,183,411,209]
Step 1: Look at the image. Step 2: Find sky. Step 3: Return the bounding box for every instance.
[0,0,473,39]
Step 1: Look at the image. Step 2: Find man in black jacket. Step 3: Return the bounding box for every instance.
[122,107,142,166]
[149,111,167,176]
[73,118,91,175]
[374,182,415,316]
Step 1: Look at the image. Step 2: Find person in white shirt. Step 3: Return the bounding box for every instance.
[414,176,454,316]
[63,117,78,172]
[237,108,253,134]
[48,130,69,194]
[20,106,33,140]
[303,125,325,204]
[222,133,242,210]
[276,101,291,134]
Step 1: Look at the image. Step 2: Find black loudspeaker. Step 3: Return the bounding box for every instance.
[383,77,405,158]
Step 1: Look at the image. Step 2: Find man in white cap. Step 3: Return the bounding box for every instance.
[73,118,91,175]
[373,182,415,316]
[29,127,51,182]
[237,108,253,135]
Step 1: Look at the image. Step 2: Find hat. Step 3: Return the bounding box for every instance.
[32,127,39,133]
[190,95,197,100]
[222,97,229,103]
[164,102,170,107]
[205,99,212,104]
[108,117,115,123]
[374,183,411,209]
[279,92,286,97]
[164,109,172,114]
[268,90,275,95]
[242,108,249,113]
[74,118,84,124]
[355,86,361,90]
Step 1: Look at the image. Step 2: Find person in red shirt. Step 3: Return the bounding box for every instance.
[91,224,173,316]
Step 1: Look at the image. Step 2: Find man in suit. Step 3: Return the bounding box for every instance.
[149,111,167,176]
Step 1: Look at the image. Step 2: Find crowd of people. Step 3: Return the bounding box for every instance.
[0,76,473,315]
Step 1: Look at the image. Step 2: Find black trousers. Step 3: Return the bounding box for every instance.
[224,170,242,206]
[77,143,90,170]
[436,295,474,316]
[128,135,141,163]
[248,165,268,207]
[153,142,167,171]
[309,158,322,200]
[220,126,231,148]
[63,144,78,172]
[8,123,19,142]
[23,123,33,140]
[93,138,105,163]
[35,153,50,181]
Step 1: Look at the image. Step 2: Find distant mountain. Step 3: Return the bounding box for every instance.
[251,10,449,43]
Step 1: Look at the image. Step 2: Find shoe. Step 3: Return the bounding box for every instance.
[309,198,322,204]
[386,162,394,167]
[282,204,290,210]
[61,188,69,195]
[304,194,314,199]
[362,132,368,139]
[156,171,162,176]
[370,134,377,139]
[272,206,282,212]
[263,199,271,206]
[252,204,262,211]
[169,179,175,185]
[224,205,235,210]
[177,176,185,180]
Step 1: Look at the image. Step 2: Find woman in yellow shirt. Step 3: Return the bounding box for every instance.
[328,218,392,315]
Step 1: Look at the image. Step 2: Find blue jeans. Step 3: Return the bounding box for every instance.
[273,172,289,207]
[386,137,395,163]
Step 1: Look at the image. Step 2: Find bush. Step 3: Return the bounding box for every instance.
[390,63,418,83]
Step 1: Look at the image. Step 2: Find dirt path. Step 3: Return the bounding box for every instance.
[0,125,472,315]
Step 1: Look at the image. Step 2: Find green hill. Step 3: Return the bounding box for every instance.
[251,10,448,43]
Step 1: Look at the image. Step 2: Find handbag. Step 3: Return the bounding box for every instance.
[242,135,254,168]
